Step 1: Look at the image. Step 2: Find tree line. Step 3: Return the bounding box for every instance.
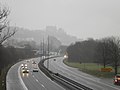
[66,37,120,75]
[0,44,37,74]
[0,6,37,76]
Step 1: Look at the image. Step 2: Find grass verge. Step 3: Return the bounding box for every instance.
[63,59,118,78]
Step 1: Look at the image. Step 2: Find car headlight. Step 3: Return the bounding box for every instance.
[118,78,120,80]
[21,64,24,66]
[115,79,118,82]
[25,64,27,67]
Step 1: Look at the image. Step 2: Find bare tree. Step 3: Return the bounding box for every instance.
[96,36,120,75]
[96,38,110,68]
[0,6,15,45]
[107,37,120,75]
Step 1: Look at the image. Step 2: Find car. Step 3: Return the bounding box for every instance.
[22,68,29,73]
[54,59,56,61]
[24,63,27,67]
[33,67,38,72]
[21,64,24,68]
[32,61,37,67]
[114,74,120,85]
[32,61,36,64]
[21,63,27,69]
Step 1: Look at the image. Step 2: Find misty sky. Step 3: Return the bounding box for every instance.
[1,0,120,39]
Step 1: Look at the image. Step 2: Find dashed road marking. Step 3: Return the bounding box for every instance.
[41,84,45,88]
[36,79,39,82]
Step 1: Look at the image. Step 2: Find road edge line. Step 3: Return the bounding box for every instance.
[18,66,28,90]
[6,64,17,90]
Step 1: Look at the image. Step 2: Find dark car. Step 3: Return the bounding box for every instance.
[22,68,29,73]
[114,74,120,85]
[54,59,56,61]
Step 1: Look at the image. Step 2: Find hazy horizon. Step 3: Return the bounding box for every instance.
[1,0,120,39]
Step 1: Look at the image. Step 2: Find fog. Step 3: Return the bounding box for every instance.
[1,0,120,39]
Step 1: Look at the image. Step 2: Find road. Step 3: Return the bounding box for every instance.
[44,57,120,90]
[6,58,65,90]
[6,62,25,90]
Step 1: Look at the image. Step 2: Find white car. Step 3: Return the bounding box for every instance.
[21,63,27,69]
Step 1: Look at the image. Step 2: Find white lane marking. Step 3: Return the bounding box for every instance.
[6,62,18,90]
[54,58,120,90]
[36,79,39,82]
[44,58,66,90]
[18,66,28,90]
[32,74,46,89]
[37,70,65,89]
[51,64,97,89]
[34,58,66,90]
[41,84,45,88]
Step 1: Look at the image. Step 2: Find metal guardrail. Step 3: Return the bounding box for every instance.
[53,73,93,90]
[38,57,93,90]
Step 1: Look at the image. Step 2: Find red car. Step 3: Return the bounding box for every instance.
[114,74,120,85]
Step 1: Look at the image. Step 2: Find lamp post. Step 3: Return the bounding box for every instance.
[42,38,45,60]
[47,36,49,69]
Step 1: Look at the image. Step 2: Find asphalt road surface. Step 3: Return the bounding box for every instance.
[44,57,120,90]
[6,58,65,90]
[6,62,25,90]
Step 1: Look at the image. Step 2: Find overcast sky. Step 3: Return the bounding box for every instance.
[1,0,120,39]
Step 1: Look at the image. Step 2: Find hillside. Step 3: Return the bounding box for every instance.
[13,26,78,45]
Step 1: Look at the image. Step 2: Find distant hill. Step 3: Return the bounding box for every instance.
[12,26,78,45]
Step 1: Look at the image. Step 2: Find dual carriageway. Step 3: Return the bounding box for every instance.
[6,57,120,90]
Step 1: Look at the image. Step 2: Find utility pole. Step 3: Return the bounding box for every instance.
[40,41,42,60]
[39,42,41,60]
[47,36,49,69]
[43,38,44,60]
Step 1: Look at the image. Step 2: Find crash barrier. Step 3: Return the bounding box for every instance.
[38,57,93,90]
